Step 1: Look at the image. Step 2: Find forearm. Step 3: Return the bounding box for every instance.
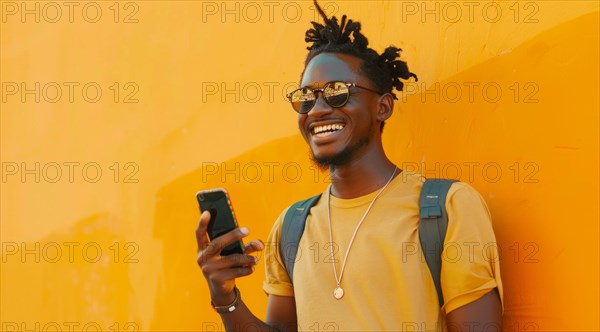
[212,291,291,332]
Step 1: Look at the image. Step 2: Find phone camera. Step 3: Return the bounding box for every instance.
[198,194,205,201]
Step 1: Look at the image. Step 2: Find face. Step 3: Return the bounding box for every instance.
[297,53,382,170]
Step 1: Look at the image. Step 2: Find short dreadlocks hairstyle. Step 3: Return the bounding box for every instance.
[302,1,418,130]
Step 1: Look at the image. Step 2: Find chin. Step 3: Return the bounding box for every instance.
[310,146,339,160]
[310,147,353,171]
[310,135,370,170]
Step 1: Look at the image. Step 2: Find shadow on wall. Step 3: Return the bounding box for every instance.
[2,213,139,331]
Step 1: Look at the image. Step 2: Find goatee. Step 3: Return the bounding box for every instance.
[309,136,370,172]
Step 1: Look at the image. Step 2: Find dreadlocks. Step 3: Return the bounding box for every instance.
[303,0,418,102]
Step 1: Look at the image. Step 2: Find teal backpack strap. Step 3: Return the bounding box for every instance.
[280,194,322,283]
[419,178,457,307]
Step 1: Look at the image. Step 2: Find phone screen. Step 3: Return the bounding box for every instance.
[197,189,245,256]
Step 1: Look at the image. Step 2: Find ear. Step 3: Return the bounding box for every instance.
[375,93,395,123]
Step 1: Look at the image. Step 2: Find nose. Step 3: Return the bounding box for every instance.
[307,91,333,117]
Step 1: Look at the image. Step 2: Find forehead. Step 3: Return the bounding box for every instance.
[301,53,363,88]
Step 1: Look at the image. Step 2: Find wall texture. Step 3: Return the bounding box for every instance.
[1,1,599,331]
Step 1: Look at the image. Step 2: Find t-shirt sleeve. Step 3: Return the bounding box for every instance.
[262,207,295,297]
[440,182,504,314]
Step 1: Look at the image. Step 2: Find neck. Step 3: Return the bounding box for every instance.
[328,145,398,199]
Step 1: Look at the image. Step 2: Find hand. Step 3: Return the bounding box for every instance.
[196,210,264,305]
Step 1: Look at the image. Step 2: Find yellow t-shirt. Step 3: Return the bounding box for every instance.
[263,170,503,331]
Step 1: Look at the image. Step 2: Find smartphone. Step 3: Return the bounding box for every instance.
[196,188,245,256]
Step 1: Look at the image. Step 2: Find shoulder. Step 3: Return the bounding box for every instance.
[413,173,489,210]
[443,181,497,239]
[445,181,491,216]
[413,176,494,228]
[396,170,481,199]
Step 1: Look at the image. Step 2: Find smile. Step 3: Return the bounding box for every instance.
[311,123,345,137]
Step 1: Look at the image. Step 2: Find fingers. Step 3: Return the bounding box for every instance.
[205,227,250,257]
[219,253,258,269]
[200,253,258,278]
[210,265,256,282]
[244,239,265,255]
[197,225,259,269]
[195,212,261,298]
[198,240,263,269]
[196,210,211,251]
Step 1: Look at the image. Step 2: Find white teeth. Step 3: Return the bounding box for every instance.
[312,123,345,134]
[316,131,334,137]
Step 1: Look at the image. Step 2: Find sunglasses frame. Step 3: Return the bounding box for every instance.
[287,81,383,114]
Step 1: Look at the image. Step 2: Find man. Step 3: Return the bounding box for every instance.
[196,2,503,331]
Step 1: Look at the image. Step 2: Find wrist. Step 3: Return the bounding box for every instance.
[211,290,236,306]
[211,287,241,314]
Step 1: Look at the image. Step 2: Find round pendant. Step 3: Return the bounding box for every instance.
[333,286,344,299]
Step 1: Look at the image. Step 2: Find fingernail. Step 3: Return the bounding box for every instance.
[253,256,258,263]
[240,227,249,235]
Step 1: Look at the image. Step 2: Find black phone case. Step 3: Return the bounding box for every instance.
[197,189,244,256]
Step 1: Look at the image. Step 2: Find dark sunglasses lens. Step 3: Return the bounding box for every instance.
[324,82,349,107]
[290,88,315,113]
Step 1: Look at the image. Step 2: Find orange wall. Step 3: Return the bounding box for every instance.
[1,1,598,331]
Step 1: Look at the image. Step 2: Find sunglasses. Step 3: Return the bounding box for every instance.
[287,81,383,114]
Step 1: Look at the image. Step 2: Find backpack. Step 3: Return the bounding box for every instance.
[279,178,457,307]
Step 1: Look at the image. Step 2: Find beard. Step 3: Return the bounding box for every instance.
[309,125,373,172]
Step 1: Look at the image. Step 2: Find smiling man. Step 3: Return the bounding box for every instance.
[196,2,503,331]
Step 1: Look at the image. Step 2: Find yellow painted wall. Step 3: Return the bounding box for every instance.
[1,1,598,331]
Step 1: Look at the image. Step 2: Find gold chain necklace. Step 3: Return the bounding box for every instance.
[326,167,399,300]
